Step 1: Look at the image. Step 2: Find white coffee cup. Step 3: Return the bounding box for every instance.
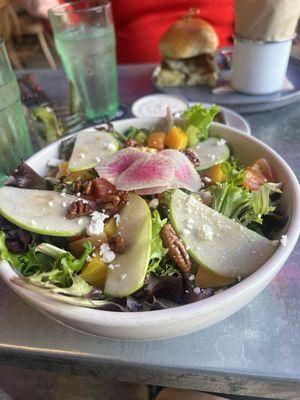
[218,37,293,95]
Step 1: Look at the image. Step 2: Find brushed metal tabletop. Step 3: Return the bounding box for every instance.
[0,65,299,399]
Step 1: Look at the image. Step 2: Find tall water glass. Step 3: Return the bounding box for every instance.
[49,1,119,123]
[0,40,32,186]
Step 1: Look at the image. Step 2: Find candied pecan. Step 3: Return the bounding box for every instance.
[96,191,129,216]
[73,179,93,195]
[124,138,140,148]
[160,224,191,274]
[92,178,117,197]
[183,149,200,167]
[84,180,93,194]
[109,235,125,253]
[66,200,94,219]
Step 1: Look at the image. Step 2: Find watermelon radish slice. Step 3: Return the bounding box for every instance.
[95,148,145,184]
[116,154,174,191]
[160,149,202,192]
[136,186,168,195]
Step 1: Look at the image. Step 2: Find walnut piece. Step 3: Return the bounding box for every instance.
[96,191,129,217]
[66,200,94,219]
[160,224,191,274]
[109,235,125,253]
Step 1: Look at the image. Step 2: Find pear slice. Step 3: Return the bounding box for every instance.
[0,186,89,236]
[68,129,119,172]
[104,193,152,297]
[189,137,230,172]
[169,189,277,278]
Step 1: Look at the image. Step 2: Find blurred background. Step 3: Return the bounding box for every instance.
[1,1,299,70]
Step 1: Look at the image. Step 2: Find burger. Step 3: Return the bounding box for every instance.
[156,16,219,87]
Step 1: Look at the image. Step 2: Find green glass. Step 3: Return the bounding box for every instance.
[49,1,119,123]
[0,40,32,186]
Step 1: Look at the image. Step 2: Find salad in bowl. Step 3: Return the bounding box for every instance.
[0,105,287,313]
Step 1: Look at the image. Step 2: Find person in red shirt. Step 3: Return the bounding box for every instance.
[113,0,234,63]
[23,0,234,63]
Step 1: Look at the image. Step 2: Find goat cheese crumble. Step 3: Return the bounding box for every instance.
[148,198,159,209]
[99,243,115,264]
[280,235,288,247]
[197,224,214,241]
[86,211,109,236]
[114,213,121,226]
[217,138,226,146]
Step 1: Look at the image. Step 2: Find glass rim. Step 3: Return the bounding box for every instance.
[48,0,111,16]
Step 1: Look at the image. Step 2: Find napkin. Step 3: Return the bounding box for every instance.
[235,0,300,42]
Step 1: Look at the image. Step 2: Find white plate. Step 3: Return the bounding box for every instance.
[0,119,299,340]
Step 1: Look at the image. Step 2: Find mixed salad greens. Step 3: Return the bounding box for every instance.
[0,104,286,311]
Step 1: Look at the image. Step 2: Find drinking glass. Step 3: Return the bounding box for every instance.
[0,40,32,186]
[49,1,119,123]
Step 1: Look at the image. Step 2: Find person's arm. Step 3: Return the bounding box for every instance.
[21,0,60,18]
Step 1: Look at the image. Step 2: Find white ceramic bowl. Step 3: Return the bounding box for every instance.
[0,119,299,340]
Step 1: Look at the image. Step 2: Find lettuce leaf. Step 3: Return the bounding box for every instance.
[181,104,220,146]
[209,182,281,227]
[149,210,168,261]
[240,183,282,225]
[5,162,52,190]
[0,231,53,276]
[35,241,93,287]
[221,160,245,186]
[0,232,93,288]
[147,210,170,275]
[125,126,150,145]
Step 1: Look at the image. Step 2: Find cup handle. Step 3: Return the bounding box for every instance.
[215,46,234,80]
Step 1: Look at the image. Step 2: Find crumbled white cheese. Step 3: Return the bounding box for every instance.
[149,198,159,209]
[95,156,101,163]
[114,213,121,226]
[197,224,214,240]
[121,273,127,281]
[80,153,86,159]
[217,138,226,146]
[271,239,279,246]
[107,143,116,151]
[99,243,115,264]
[280,235,288,247]
[187,195,198,208]
[31,219,37,226]
[86,255,92,262]
[60,191,66,197]
[48,201,54,208]
[47,158,62,167]
[78,218,83,225]
[188,274,195,281]
[193,287,201,294]
[86,211,109,236]
[203,176,212,183]
[183,228,191,235]
[108,264,115,270]
[76,192,81,197]
[62,202,67,208]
